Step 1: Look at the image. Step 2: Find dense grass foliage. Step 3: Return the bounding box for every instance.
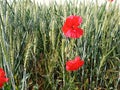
[0,0,120,90]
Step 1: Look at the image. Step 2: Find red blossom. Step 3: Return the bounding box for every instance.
[62,15,84,38]
[0,68,9,88]
[109,0,113,2]
[66,56,84,71]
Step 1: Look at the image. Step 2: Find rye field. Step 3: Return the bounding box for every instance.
[0,0,120,90]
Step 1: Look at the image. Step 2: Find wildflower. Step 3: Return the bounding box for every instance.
[0,68,9,88]
[62,15,84,38]
[109,0,113,2]
[66,56,84,71]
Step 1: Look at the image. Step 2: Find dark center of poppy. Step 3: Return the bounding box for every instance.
[72,25,76,29]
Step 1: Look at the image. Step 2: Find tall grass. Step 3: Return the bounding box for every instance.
[0,0,120,89]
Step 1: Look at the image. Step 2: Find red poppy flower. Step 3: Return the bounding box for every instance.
[0,68,9,88]
[66,56,84,71]
[109,0,113,2]
[62,15,84,38]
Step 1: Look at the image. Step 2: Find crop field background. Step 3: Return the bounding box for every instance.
[0,0,120,90]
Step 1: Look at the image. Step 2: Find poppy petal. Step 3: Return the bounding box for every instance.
[0,78,9,84]
[0,68,5,77]
[0,83,4,88]
[66,56,84,71]
[72,16,82,26]
[63,27,83,38]
[62,15,84,38]
[65,16,74,27]
[0,68,9,88]
[65,15,82,27]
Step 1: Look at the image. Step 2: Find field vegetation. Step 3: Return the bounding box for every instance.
[0,0,120,89]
